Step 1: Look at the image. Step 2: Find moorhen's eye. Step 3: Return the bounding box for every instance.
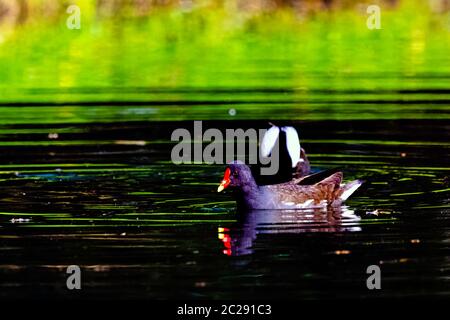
[233,171,239,177]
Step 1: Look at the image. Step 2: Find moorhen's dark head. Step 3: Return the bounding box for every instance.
[217,161,255,192]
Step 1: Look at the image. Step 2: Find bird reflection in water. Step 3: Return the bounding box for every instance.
[218,206,361,256]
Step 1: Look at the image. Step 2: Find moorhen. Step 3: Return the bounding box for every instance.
[260,124,310,179]
[217,161,363,210]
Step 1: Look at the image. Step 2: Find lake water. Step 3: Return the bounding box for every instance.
[0,103,448,300]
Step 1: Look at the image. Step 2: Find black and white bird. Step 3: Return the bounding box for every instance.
[256,124,311,185]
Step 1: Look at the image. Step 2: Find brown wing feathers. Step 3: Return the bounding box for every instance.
[267,172,344,205]
[313,172,343,204]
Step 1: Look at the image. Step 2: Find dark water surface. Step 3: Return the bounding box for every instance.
[0,105,448,299]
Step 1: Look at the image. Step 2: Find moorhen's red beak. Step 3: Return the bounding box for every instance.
[217,168,231,192]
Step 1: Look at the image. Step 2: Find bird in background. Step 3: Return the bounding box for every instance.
[258,123,311,184]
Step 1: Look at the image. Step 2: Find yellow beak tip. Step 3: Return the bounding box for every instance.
[217,185,224,192]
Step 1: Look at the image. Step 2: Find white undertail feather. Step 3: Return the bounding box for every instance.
[281,126,301,168]
[340,180,363,201]
[261,125,302,168]
[260,125,280,158]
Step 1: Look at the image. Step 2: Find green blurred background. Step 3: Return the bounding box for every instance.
[0,0,449,122]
